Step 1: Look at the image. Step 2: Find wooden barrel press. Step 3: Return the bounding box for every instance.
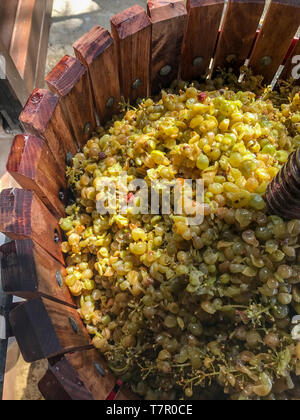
[0,0,300,400]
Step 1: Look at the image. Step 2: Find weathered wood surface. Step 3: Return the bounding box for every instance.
[213,0,265,73]
[0,239,74,306]
[46,55,96,148]
[0,0,19,51]
[0,36,29,106]
[19,89,77,170]
[35,0,55,88]
[8,0,54,92]
[148,0,187,92]
[249,0,300,84]
[64,349,116,400]
[9,297,92,363]
[111,5,151,101]
[181,0,225,81]
[7,134,67,218]
[0,189,64,263]
[73,26,121,123]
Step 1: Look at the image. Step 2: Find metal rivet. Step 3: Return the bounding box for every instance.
[56,271,63,287]
[84,121,91,135]
[106,97,115,108]
[193,56,204,67]
[260,56,272,66]
[66,152,73,166]
[132,78,142,90]
[94,362,105,377]
[69,317,78,334]
[54,230,60,244]
[58,190,65,202]
[159,65,172,77]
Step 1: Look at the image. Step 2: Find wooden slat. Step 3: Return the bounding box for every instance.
[19,88,77,171]
[281,38,300,81]
[65,350,116,400]
[46,55,96,149]
[249,0,300,84]
[181,0,225,81]
[0,239,74,306]
[148,0,187,93]
[10,0,45,93]
[39,358,93,400]
[39,349,117,401]
[0,36,29,105]
[0,0,20,51]
[9,297,91,363]
[7,134,67,218]
[0,188,64,264]
[35,0,54,88]
[38,367,73,400]
[73,26,121,124]
[111,5,151,102]
[212,0,265,73]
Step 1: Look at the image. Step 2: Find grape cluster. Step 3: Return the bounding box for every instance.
[60,84,300,400]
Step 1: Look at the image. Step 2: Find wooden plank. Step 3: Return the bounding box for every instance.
[0,239,75,306]
[65,349,116,400]
[39,357,93,400]
[212,0,265,73]
[0,188,64,264]
[0,0,20,51]
[281,38,300,81]
[39,349,117,401]
[249,0,300,84]
[9,0,45,93]
[35,0,55,88]
[9,297,91,363]
[0,36,29,105]
[46,55,96,149]
[73,26,121,123]
[181,0,225,81]
[19,89,77,171]
[148,0,187,93]
[38,367,73,400]
[7,134,67,218]
[111,5,151,102]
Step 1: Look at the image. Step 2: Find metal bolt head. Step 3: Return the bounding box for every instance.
[56,271,63,287]
[84,121,91,135]
[159,65,172,77]
[132,78,142,90]
[260,56,272,67]
[54,230,60,244]
[58,190,65,202]
[193,57,204,67]
[106,97,115,108]
[94,362,105,377]
[69,317,78,334]
[66,152,73,166]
